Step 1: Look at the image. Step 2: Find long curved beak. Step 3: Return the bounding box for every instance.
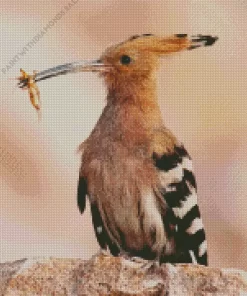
[18,59,109,88]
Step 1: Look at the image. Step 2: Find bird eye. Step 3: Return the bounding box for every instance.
[120,55,131,65]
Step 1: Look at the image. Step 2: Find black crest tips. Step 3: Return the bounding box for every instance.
[129,33,154,41]
[175,34,188,38]
[188,34,218,50]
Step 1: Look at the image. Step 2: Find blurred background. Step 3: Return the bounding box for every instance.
[1,0,247,269]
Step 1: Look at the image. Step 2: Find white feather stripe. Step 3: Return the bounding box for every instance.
[189,250,197,264]
[159,165,183,187]
[198,240,207,257]
[172,192,198,219]
[182,157,193,171]
[186,218,204,235]
[97,226,103,233]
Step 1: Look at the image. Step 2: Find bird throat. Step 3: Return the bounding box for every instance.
[106,74,160,112]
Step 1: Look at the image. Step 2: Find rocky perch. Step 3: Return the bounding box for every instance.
[1,253,247,295]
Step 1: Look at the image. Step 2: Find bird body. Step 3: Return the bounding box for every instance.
[79,87,203,263]
[77,34,218,265]
[19,34,218,265]
[80,96,176,259]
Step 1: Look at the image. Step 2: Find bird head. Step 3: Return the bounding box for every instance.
[18,34,218,91]
[98,34,217,89]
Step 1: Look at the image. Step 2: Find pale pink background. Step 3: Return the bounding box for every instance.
[1,0,247,269]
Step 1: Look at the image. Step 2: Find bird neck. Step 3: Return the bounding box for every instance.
[106,74,161,118]
[104,75,163,132]
[86,75,176,156]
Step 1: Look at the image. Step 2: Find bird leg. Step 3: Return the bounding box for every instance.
[92,248,113,259]
[118,251,161,271]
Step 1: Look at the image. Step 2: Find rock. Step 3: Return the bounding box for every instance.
[1,253,247,295]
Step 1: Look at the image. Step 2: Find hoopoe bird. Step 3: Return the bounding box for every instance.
[18,34,218,265]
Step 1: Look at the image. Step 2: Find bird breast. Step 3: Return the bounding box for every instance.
[82,139,168,254]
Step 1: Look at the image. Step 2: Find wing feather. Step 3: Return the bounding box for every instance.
[154,145,208,265]
[77,177,87,214]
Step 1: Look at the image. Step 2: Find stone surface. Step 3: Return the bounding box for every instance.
[1,253,247,295]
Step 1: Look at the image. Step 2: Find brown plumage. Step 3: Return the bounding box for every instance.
[18,34,218,264]
[77,34,217,263]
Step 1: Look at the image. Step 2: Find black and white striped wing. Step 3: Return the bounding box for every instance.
[153,145,208,265]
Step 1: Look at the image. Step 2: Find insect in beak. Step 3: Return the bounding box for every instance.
[18,69,41,117]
